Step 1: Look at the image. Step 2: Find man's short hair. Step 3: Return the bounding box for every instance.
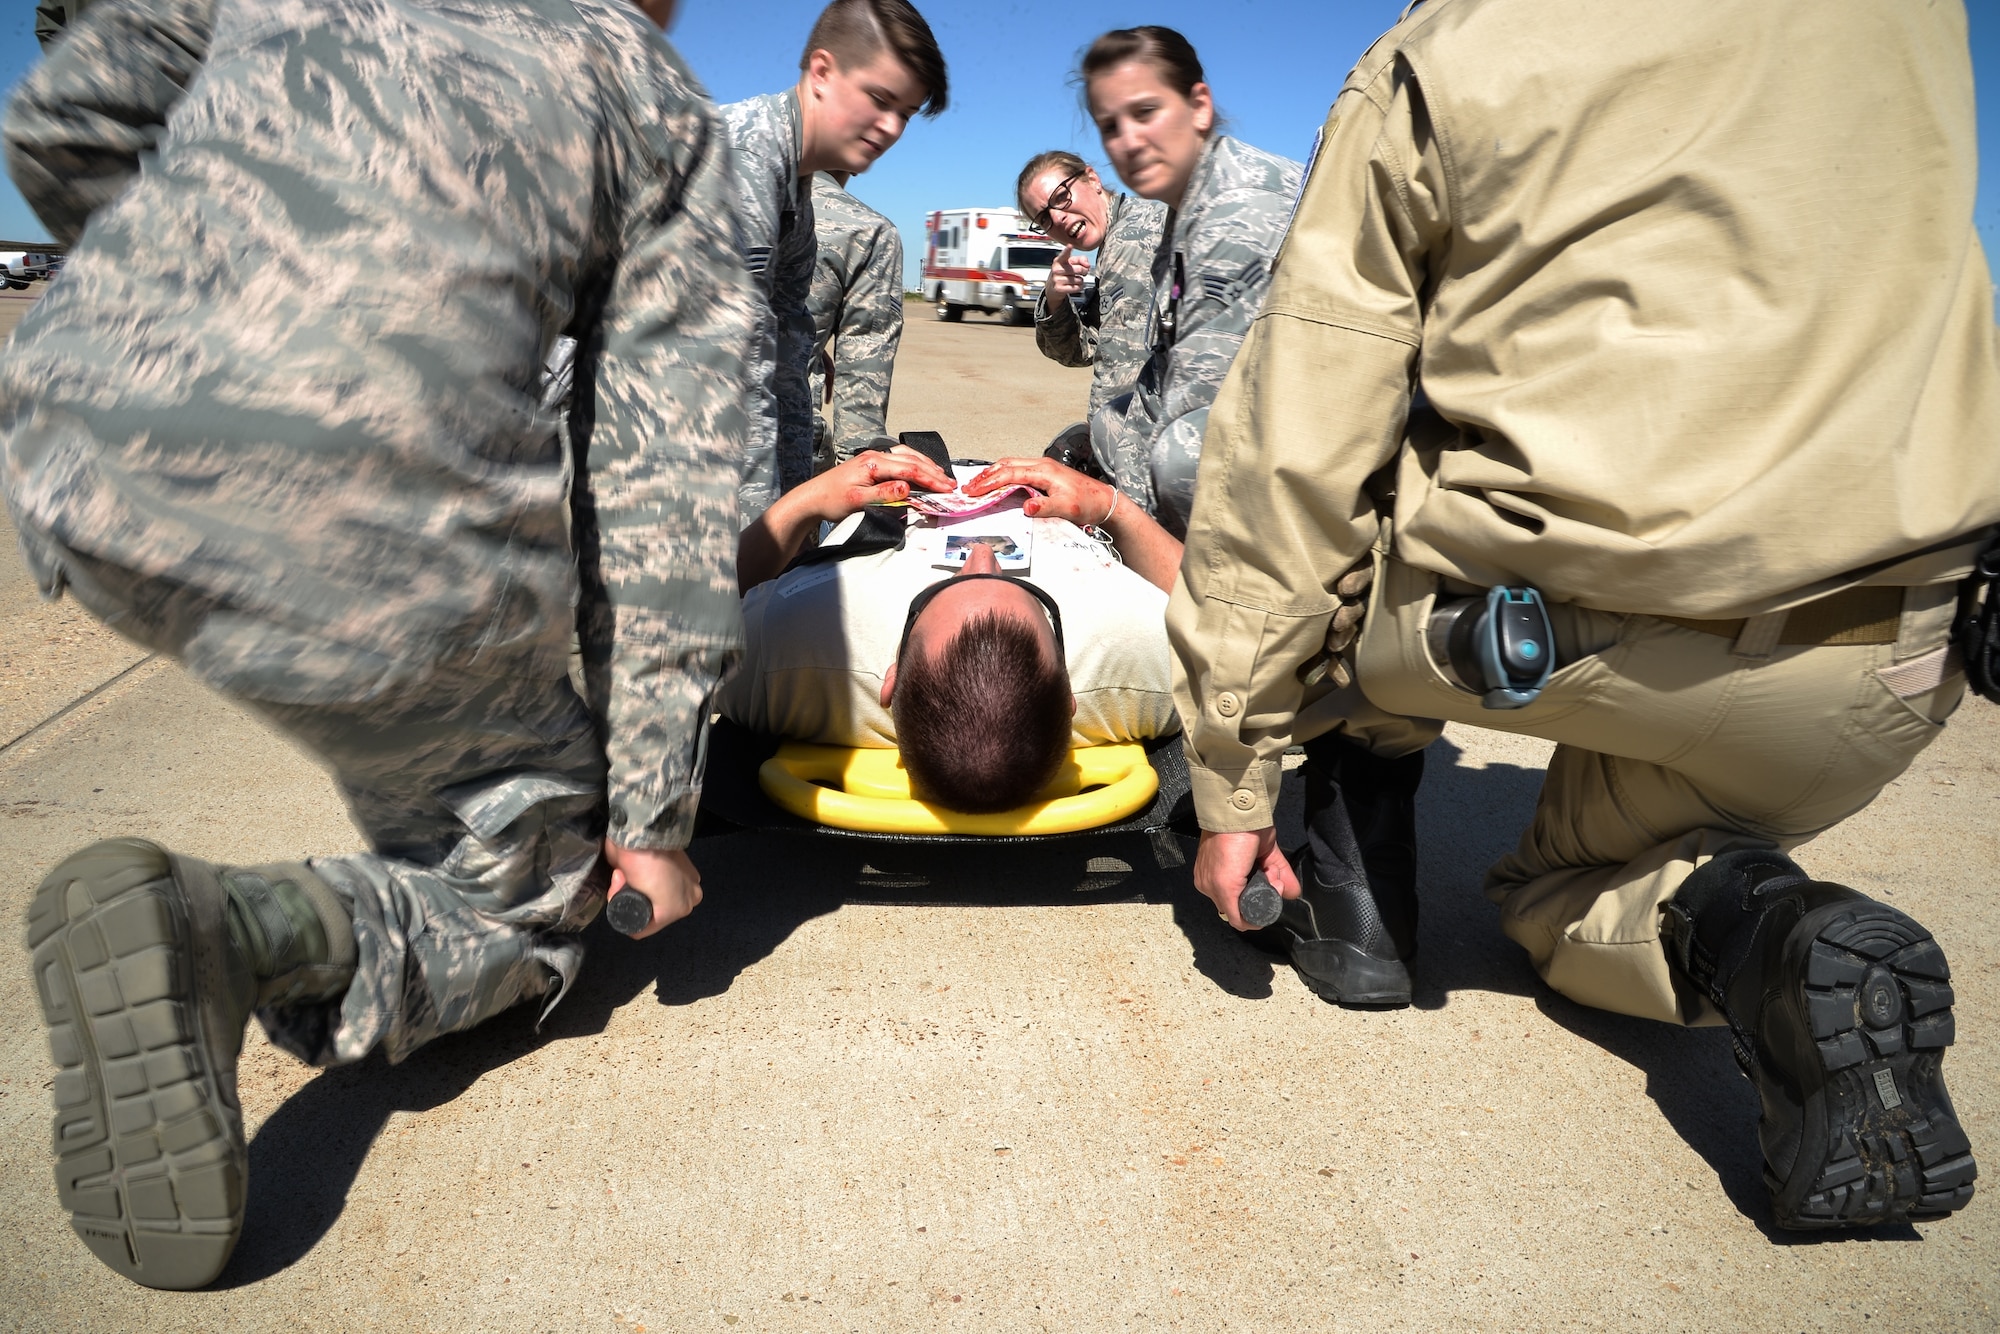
[892,612,1070,813]
[801,0,949,118]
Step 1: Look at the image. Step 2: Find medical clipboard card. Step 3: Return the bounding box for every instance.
[931,506,1033,572]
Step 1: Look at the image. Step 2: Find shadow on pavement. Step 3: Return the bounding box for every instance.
[627,734,1562,1016]
[1536,993,1770,1224]
[1401,737,1548,1011]
[1536,992,1925,1245]
[924,313,1035,331]
[1413,738,1919,1240]
[221,1006,553,1287]
[219,735,1612,1283]
[655,828,1285,1004]
[221,831,1243,1283]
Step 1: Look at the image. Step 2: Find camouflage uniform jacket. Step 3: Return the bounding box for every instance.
[34,1,94,50]
[720,90,817,517]
[1095,136,1302,538]
[806,172,904,460]
[0,0,753,850]
[1033,190,1167,419]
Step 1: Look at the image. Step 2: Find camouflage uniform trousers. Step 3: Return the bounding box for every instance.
[18,525,604,1069]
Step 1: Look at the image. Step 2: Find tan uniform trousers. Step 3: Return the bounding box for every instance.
[1307,555,1967,1027]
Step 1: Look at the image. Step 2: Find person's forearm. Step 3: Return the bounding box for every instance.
[736,484,821,591]
[829,255,901,452]
[1034,288,1097,367]
[1168,326,1414,831]
[6,0,215,242]
[590,87,752,849]
[602,617,738,849]
[1170,66,1441,833]
[1100,488,1183,592]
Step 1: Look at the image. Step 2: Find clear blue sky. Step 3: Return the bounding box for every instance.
[1,0,1996,297]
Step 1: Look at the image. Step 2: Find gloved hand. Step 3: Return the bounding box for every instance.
[1327,562,1374,652]
[1299,560,1375,689]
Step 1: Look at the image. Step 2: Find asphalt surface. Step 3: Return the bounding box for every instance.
[1,302,1996,1331]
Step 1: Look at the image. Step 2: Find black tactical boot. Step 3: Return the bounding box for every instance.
[1257,736,1424,1006]
[26,839,356,1288]
[1043,421,1111,482]
[1663,848,1977,1229]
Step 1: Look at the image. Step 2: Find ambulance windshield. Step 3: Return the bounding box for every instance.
[1006,245,1062,271]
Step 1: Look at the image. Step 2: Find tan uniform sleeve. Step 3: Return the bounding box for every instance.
[1167,60,1446,831]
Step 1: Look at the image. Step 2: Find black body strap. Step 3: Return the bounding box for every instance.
[774,432,952,576]
[1956,534,2000,704]
[894,430,954,472]
[780,506,909,574]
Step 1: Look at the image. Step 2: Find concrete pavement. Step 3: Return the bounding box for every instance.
[1,311,1995,1331]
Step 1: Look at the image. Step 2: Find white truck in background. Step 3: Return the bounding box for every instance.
[0,250,64,289]
[919,207,1065,326]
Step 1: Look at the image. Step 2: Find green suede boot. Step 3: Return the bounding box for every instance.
[26,839,355,1289]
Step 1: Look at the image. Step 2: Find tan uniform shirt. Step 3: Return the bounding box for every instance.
[1169,0,2000,831]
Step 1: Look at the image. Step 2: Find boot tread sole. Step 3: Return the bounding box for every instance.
[1775,902,1976,1229]
[28,840,246,1289]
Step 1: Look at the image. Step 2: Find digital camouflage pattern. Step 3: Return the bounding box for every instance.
[1033,189,1167,421]
[2,0,752,1061]
[806,172,904,463]
[34,1,95,51]
[721,90,818,520]
[21,525,603,1065]
[1092,136,1301,538]
[11,0,207,238]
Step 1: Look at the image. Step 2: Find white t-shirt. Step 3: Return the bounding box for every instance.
[719,503,1179,748]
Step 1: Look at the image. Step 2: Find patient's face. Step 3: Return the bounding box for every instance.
[899,541,1059,671]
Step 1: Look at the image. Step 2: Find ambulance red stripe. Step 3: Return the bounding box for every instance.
[921,267,1032,284]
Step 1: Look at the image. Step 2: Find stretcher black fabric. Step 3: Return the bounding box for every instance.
[694,717,1194,844]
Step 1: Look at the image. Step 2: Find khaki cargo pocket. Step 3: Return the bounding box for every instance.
[1763,648,1959,831]
[1871,646,1967,729]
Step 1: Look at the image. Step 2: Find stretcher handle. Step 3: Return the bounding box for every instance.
[1238,871,1283,930]
[606,887,652,938]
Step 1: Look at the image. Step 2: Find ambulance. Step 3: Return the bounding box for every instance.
[919,207,1065,325]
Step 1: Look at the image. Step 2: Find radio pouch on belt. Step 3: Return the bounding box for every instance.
[1954,536,2000,704]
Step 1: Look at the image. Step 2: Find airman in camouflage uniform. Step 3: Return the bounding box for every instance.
[4,0,749,1289]
[807,170,905,465]
[723,90,819,522]
[723,0,948,516]
[1034,189,1167,421]
[1093,135,1302,539]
